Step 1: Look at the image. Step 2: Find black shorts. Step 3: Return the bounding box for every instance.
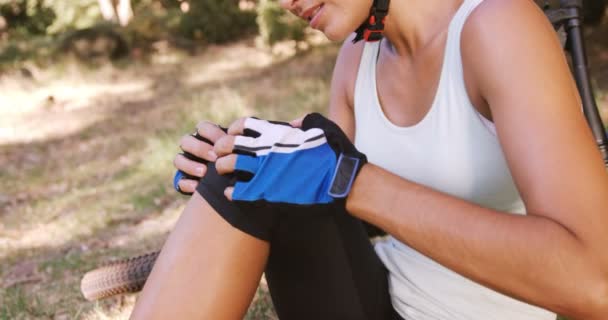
[196,163,402,320]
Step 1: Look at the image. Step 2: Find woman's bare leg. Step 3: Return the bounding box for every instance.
[130,192,270,320]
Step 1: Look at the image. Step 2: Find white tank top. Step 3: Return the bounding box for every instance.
[354,1,556,319]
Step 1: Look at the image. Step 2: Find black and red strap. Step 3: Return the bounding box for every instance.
[353,0,390,42]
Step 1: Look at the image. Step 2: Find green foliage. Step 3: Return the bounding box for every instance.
[0,33,54,68]
[0,0,102,37]
[0,0,309,49]
[257,0,307,46]
[58,24,130,60]
[124,2,180,47]
[45,0,100,34]
[0,0,317,69]
[176,0,257,44]
[122,0,260,47]
[0,0,56,36]
[0,287,51,319]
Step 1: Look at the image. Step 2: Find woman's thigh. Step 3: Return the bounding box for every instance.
[265,211,397,320]
[197,163,399,320]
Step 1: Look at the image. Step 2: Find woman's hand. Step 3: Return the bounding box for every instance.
[173,121,227,194]
[172,115,305,195]
[213,113,367,206]
[211,115,307,177]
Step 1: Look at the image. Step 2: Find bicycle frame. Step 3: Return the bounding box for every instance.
[543,0,608,167]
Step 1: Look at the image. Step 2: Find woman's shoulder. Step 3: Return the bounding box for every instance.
[459,0,563,110]
[462,0,556,50]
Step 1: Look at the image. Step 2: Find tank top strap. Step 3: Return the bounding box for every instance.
[443,0,485,85]
[360,39,381,68]
[441,0,493,131]
[354,40,381,117]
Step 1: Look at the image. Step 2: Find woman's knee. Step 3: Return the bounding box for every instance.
[196,162,280,242]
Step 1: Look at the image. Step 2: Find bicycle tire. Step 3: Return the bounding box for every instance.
[80,251,159,301]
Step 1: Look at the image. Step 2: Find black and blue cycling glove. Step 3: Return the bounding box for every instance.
[230,113,367,210]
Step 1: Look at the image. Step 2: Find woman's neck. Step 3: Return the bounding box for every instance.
[382,0,464,57]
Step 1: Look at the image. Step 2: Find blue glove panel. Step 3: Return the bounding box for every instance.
[228,113,367,210]
[232,142,337,205]
[173,170,186,193]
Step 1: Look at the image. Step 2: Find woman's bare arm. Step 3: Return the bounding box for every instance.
[346,0,608,319]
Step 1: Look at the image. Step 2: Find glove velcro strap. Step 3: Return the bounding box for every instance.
[328,153,362,198]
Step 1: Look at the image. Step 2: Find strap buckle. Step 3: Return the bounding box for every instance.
[363,15,387,42]
[354,0,390,43]
[328,154,361,198]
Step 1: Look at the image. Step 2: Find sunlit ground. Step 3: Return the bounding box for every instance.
[0,26,607,319]
[0,35,334,319]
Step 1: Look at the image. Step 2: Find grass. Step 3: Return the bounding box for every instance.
[1,28,607,319]
[0,36,337,319]
[0,287,52,320]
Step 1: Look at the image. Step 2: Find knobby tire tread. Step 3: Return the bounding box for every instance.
[80,251,159,301]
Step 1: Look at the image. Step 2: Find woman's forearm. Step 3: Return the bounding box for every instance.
[346,164,608,319]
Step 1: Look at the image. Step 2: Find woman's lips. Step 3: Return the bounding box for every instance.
[308,4,325,28]
[301,4,321,20]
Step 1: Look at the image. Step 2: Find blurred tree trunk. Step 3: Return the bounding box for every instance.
[116,0,133,26]
[98,0,117,22]
[97,0,133,26]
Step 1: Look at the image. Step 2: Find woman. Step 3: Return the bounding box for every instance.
[130,0,608,319]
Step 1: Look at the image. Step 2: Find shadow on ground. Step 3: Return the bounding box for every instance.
[0,39,338,319]
[1,21,607,318]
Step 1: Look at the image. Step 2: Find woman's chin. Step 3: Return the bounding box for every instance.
[321,27,351,42]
